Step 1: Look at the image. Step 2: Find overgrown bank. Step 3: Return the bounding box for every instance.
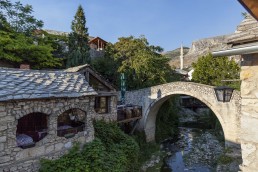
[40,121,161,172]
[39,97,180,171]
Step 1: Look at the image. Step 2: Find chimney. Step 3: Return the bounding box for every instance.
[20,64,30,70]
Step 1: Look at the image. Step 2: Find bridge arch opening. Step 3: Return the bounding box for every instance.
[144,93,228,146]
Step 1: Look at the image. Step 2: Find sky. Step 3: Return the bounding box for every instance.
[18,0,246,52]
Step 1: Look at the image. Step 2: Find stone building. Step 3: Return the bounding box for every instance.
[213,13,258,172]
[65,64,117,122]
[0,68,97,171]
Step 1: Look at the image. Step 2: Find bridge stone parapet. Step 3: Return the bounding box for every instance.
[125,82,241,148]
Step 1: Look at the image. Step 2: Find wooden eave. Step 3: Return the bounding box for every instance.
[78,66,116,91]
[238,0,258,20]
[86,66,116,91]
[89,37,107,45]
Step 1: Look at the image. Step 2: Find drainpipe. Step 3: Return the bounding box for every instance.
[212,45,258,57]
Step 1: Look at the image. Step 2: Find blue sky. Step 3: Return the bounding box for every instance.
[18,0,246,51]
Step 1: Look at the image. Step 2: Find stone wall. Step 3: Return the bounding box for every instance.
[0,96,96,172]
[94,95,118,122]
[240,53,258,172]
[89,49,105,60]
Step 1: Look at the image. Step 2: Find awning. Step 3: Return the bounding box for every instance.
[212,42,258,57]
[238,0,258,20]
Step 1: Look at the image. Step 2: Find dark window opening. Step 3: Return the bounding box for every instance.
[16,113,48,149]
[95,96,109,114]
[57,109,86,138]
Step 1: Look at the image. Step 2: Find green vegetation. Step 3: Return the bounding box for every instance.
[92,36,180,89]
[192,53,240,89]
[133,131,160,166]
[0,30,62,69]
[0,0,43,35]
[217,154,234,164]
[155,97,179,143]
[36,30,68,59]
[91,43,119,85]
[40,120,140,172]
[66,5,90,68]
[114,36,176,90]
[0,0,63,69]
[198,109,225,142]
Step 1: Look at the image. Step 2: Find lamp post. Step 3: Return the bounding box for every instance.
[214,86,234,102]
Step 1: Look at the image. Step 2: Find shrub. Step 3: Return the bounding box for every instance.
[40,120,139,172]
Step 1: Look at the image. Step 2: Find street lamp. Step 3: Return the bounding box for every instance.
[214,86,234,102]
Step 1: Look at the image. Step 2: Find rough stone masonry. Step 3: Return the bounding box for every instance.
[0,68,116,171]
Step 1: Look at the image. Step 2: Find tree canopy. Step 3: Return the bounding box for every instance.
[0,0,43,35]
[113,36,177,89]
[0,30,62,69]
[192,53,240,89]
[91,43,119,85]
[66,5,90,68]
[92,36,179,90]
[0,1,63,69]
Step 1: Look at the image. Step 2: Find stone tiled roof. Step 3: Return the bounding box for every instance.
[227,15,258,44]
[0,68,97,102]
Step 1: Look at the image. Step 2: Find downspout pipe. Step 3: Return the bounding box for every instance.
[212,45,258,57]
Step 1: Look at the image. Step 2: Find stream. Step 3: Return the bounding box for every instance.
[160,127,223,172]
[143,107,241,172]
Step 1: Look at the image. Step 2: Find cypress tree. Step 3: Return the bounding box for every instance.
[66,5,90,68]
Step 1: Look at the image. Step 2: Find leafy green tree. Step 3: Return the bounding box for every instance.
[66,5,90,68]
[113,36,176,90]
[0,30,62,69]
[0,0,43,34]
[91,43,119,85]
[192,53,240,89]
[35,30,68,59]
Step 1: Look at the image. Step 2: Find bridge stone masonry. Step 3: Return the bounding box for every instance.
[124,82,241,149]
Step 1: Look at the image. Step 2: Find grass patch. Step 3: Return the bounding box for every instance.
[217,154,234,164]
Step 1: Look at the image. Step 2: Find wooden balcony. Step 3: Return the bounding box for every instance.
[117,105,142,123]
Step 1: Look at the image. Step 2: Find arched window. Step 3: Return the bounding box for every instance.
[16,113,48,148]
[57,109,86,138]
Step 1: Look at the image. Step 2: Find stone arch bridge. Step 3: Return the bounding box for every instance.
[124,82,241,147]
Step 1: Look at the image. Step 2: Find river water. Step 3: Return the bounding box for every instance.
[160,127,223,172]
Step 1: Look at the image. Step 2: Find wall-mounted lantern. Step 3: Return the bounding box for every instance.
[214,86,234,102]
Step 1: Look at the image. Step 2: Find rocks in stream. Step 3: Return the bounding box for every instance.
[178,108,198,123]
[141,155,161,172]
[183,131,223,167]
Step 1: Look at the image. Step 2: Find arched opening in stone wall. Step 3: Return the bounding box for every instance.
[146,94,242,171]
[57,108,86,138]
[16,112,48,148]
[154,94,225,143]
